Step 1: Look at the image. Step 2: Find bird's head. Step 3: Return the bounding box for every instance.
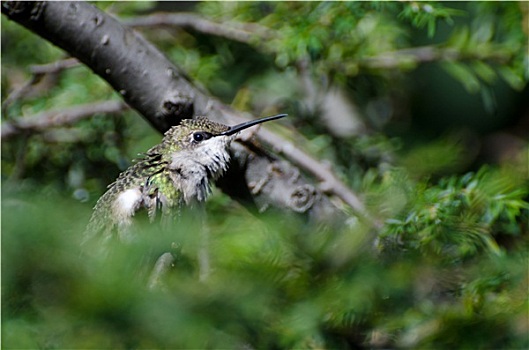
[163,114,286,152]
[161,114,287,180]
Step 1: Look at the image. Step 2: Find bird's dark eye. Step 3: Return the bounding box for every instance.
[192,132,212,142]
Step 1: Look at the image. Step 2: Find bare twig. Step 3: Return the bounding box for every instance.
[1,100,128,139]
[29,57,80,74]
[123,12,274,44]
[359,45,511,70]
[260,129,382,228]
[1,74,42,117]
[148,252,175,290]
[255,127,366,215]
[2,58,81,117]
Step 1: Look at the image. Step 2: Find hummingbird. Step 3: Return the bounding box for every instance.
[85,114,286,242]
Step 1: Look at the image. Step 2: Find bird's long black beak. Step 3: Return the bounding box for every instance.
[219,114,287,136]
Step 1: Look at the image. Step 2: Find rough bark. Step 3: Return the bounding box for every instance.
[1,1,351,223]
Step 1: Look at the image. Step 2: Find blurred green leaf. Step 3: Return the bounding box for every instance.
[441,61,481,93]
[498,65,526,91]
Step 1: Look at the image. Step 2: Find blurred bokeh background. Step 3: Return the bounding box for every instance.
[2,2,528,348]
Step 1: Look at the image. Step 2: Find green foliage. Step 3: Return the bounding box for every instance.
[198,1,526,88]
[400,136,467,177]
[3,159,527,348]
[201,2,406,78]
[380,166,528,260]
[398,2,464,37]
[2,1,528,349]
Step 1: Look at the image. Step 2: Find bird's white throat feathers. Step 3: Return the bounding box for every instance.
[167,136,232,203]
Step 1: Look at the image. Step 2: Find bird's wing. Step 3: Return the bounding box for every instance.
[84,150,170,242]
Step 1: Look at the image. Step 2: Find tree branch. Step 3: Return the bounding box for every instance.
[125,12,513,71]
[358,45,511,70]
[123,12,274,45]
[1,100,128,139]
[29,57,80,75]
[2,58,81,117]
